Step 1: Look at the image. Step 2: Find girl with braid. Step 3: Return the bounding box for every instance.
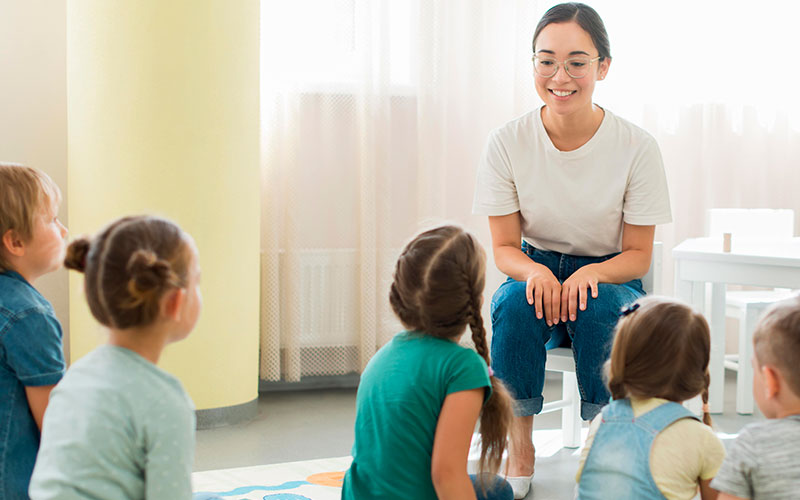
[29,216,220,500]
[342,225,515,500]
[576,297,725,500]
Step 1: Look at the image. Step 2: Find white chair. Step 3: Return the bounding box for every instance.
[541,242,662,448]
[707,208,796,414]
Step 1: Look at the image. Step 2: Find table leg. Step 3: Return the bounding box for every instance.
[709,283,726,414]
[674,265,693,305]
[675,269,704,415]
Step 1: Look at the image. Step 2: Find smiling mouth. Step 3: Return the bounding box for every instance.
[549,89,576,97]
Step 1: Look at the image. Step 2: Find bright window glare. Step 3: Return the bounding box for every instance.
[261,0,412,91]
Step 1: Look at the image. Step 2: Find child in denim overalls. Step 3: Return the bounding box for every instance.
[576,297,725,500]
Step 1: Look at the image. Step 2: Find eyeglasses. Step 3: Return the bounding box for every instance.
[532,55,601,79]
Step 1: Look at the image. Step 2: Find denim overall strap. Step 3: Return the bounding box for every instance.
[598,397,635,421]
[635,401,698,435]
[577,399,693,500]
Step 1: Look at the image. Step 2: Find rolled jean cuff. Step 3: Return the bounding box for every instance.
[513,396,543,417]
[581,400,605,421]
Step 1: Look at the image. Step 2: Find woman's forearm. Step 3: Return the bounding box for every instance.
[493,245,544,282]
[585,248,651,284]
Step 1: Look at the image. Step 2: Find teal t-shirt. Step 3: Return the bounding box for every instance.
[29,345,196,500]
[342,331,491,500]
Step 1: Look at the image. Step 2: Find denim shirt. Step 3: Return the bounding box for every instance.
[0,271,65,500]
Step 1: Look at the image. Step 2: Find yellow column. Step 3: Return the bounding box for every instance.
[67,1,260,425]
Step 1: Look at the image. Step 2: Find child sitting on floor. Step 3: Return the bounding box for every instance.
[712,295,800,500]
[342,225,514,500]
[0,163,68,499]
[29,215,219,500]
[576,296,725,500]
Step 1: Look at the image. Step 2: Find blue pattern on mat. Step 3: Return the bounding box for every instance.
[263,495,312,500]
[195,481,310,496]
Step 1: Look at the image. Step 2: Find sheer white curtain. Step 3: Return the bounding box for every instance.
[259,0,800,381]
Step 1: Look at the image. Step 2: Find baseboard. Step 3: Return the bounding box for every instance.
[195,397,259,430]
[258,373,361,392]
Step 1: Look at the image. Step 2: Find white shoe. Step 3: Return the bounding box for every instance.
[506,475,533,499]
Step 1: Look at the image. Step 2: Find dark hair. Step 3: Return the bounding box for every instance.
[532,2,611,61]
[606,296,712,426]
[64,215,192,329]
[389,225,513,478]
[753,295,800,396]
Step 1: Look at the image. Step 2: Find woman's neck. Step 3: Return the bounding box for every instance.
[541,103,604,151]
[108,324,171,364]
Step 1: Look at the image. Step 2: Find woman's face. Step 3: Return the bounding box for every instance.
[533,21,609,117]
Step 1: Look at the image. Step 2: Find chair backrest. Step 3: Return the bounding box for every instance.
[641,241,662,295]
[706,209,795,242]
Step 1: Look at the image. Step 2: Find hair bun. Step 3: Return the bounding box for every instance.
[64,238,91,272]
[126,249,176,303]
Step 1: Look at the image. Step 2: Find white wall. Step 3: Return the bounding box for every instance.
[0,1,69,359]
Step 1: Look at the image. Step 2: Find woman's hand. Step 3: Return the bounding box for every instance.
[526,264,562,326]
[560,264,600,322]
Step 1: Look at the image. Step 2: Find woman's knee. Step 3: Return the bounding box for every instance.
[491,280,533,321]
[490,280,549,350]
[581,283,638,320]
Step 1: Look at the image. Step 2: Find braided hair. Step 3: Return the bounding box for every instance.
[390,225,514,477]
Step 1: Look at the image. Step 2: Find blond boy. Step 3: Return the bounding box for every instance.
[0,163,68,499]
[713,295,800,500]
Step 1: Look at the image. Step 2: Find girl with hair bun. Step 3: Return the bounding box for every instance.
[576,296,725,500]
[29,216,220,500]
[342,225,515,500]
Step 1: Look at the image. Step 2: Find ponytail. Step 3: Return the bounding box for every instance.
[701,371,712,427]
[469,299,513,478]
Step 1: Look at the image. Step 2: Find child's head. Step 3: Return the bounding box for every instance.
[390,225,486,339]
[0,163,66,278]
[64,216,201,338]
[390,225,512,476]
[606,296,712,425]
[751,295,800,418]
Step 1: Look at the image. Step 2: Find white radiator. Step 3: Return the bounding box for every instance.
[260,248,400,382]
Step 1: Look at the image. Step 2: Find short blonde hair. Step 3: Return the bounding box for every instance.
[0,163,62,271]
[753,295,800,397]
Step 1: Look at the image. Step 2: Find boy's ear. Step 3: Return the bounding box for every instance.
[2,229,25,257]
[762,365,781,399]
[161,287,186,321]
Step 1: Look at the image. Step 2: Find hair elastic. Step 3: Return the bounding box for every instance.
[702,403,710,413]
[619,302,640,317]
[488,366,495,377]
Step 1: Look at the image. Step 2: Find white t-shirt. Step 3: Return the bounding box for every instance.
[473,106,671,256]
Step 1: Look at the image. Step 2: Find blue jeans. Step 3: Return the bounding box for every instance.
[471,474,514,500]
[490,242,644,420]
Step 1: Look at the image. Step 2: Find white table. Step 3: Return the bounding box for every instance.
[673,237,800,413]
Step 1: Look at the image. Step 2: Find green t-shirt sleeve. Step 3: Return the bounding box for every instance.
[142,397,195,499]
[444,347,492,403]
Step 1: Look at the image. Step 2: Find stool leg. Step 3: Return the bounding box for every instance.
[736,307,757,414]
[562,371,581,449]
